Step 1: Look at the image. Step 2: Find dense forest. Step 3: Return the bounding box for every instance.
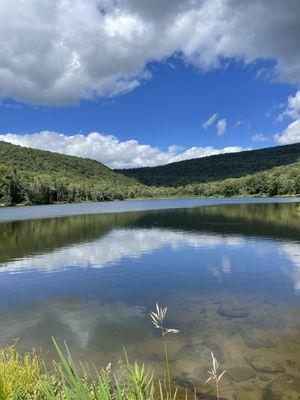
[0,141,147,205]
[0,141,300,206]
[118,143,300,186]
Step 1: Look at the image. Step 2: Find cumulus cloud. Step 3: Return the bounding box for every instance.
[0,131,245,169]
[275,120,300,145]
[251,133,269,142]
[202,113,218,129]
[285,91,300,119]
[277,91,300,122]
[0,0,300,105]
[217,118,227,137]
[274,91,300,145]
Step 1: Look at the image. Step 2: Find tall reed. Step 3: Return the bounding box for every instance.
[205,352,226,400]
[150,303,179,399]
[41,339,156,400]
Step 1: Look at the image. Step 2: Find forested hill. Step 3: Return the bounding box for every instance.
[117,143,300,187]
[0,141,147,205]
[0,141,136,185]
[1,141,300,206]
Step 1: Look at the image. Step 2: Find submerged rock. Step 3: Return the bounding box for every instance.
[258,373,272,382]
[147,352,163,362]
[196,393,228,400]
[195,380,236,400]
[245,315,285,330]
[173,377,195,391]
[227,366,256,382]
[263,374,300,399]
[246,354,285,373]
[241,331,275,349]
[176,366,236,400]
[218,305,249,319]
[176,342,225,364]
[286,359,300,372]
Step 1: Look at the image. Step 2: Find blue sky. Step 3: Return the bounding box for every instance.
[0,59,293,149]
[0,1,299,168]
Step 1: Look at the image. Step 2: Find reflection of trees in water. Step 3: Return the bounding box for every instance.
[133,202,300,241]
[1,202,299,266]
[0,212,139,264]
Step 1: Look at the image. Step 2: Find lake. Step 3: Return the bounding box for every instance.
[1,198,300,398]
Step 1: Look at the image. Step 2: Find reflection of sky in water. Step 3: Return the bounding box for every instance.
[0,227,300,296]
[1,203,300,398]
[0,228,245,272]
[279,243,300,293]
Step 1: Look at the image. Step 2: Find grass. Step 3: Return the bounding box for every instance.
[0,342,45,399]
[0,304,225,400]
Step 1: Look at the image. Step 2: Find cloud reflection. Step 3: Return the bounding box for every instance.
[279,243,300,294]
[0,228,245,273]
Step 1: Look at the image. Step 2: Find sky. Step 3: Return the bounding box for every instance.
[0,0,300,169]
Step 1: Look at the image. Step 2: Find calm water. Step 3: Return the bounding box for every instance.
[1,199,300,398]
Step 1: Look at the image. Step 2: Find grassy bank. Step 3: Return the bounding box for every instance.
[0,341,157,400]
[0,305,225,400]
[0,340,162,400]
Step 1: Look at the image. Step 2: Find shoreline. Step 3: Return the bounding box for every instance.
[0,196,299,223]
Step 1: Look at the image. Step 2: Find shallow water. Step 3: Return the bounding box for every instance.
[1,200,300,399]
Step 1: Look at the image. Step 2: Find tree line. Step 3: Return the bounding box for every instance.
[1,162,299,207]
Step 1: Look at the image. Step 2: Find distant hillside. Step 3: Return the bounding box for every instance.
[117,143,300,187]
[0,141,146,205]
[0,141,136,186]
[0,141,299,207]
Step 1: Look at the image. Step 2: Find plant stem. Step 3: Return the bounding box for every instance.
[216,380,219,400]
[163,336,172,398]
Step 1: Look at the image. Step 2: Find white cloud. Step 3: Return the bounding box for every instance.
[217,118,227,137]
[288,90,300,118]
[251,133,269,142]
[274,91,300,145]
[0,0,300,105]
[234,120,245,128]
[203,114,228,138]
[277,91,300,122]
[202,113,218,129]
[274,120,300,145]
[0,131,245,168]
[285,91,300,119]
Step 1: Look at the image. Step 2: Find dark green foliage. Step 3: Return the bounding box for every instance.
[177,162,300,198]
[0,141,138,186]
[0,141,300,207]
[0,141,146,206]
[118,143,300,186]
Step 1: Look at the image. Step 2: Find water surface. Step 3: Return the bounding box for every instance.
[1,196,299,222]
[1,200,300,399]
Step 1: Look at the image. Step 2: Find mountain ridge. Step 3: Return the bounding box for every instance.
[0,141,300,206]
[116,143,300,187]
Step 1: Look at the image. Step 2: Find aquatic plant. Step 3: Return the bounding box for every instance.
[150,303,179,398]
[205,352,226,400]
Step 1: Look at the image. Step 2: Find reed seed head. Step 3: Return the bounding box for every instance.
[150,303,179,337]
[205,351,226,384]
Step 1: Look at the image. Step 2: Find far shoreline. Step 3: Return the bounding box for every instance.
[0,196,299,224]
